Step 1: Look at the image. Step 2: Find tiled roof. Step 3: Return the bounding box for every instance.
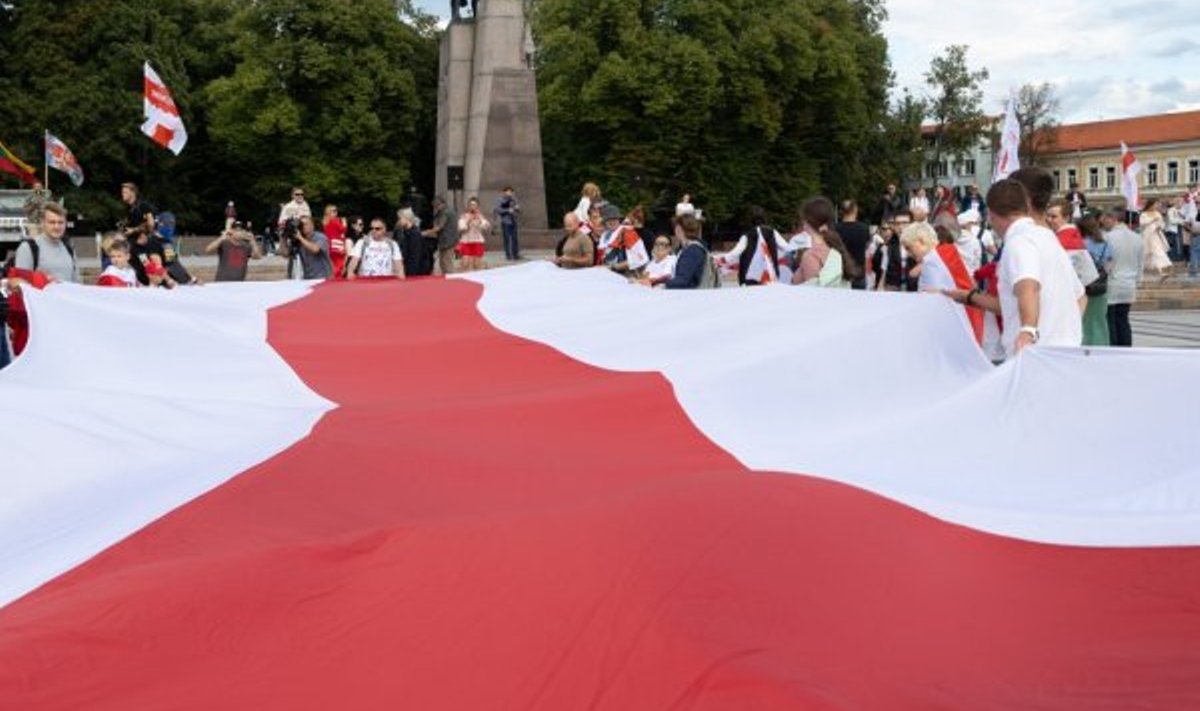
[1049,111,1200,153]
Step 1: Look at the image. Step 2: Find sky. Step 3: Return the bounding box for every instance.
[413,0,1200,125]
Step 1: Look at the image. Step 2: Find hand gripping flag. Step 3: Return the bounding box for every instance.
[44,132,84,187]
[141,62,188,155]
[1121,141,1142,211]
[0,139,37,186]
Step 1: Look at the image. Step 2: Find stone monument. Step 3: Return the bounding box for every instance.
[436,0,547,231]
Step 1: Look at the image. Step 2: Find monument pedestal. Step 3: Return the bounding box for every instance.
[436,0,547,231]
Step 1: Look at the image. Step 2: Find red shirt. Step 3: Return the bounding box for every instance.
[325,219,348,278]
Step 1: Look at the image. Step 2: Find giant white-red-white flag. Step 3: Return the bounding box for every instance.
[141,61,188,155]
[1121,141,1142,211]
[2,268,1200,708]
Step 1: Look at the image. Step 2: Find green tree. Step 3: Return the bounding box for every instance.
[533,0,893,229]
[0,0,439,232]
[923,44,989,185]
[202,0,435,224]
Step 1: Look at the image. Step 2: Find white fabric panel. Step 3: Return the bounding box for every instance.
[0,282,334,607]
[461,263,1200,547]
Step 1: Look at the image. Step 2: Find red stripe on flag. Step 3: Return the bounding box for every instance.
[0,279,1198,708]
[1122,148,1137,172]
[144,78,180,116]
[0,157,37,185]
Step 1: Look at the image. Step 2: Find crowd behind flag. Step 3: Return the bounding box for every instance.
[44,132,84,187]
[0,140,37,186]
[141,61,188,155]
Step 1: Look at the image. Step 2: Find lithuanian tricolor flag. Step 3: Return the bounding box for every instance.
[0,140,37,186]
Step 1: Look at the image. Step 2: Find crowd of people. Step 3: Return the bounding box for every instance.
[552,171,1200,362]
[2,171,1198,369]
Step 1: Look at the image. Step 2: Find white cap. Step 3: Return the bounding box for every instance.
[958,209,981,226]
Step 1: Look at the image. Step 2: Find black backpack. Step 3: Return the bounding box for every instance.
[3,237,75,274]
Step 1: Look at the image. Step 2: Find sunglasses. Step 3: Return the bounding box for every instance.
[371,226,385,231]
[654,241,670,247]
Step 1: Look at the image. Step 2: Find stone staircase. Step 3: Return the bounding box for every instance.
[1132,277,1200,311]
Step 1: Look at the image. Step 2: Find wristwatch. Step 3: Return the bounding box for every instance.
[1019,325,1039,342]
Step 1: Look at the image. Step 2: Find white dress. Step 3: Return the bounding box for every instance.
[1140,212,1172,272]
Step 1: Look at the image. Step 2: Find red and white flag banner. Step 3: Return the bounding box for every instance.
[1121,141,1142,211]
[141,61,188,155]
[2,267,1199,708]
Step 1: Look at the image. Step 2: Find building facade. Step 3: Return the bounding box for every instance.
[1037,110,1200,208]
[905,110,1200,209]
[905,128,997,201]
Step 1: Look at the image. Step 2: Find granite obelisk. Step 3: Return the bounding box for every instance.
[436,0,547,232]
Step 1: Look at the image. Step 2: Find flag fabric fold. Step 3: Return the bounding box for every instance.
[993,92,1021,183]
[141,62,188,155]
[44,132,84,186]
[0,139,37,186]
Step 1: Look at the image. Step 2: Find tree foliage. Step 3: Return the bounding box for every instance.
[533,0,895,229]
[923,44,989,177]
[1014,81,1060,167]
[0,0,438,232]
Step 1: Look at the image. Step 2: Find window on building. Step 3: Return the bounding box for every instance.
[1052,170,1061,191]
[1147,163,1158,186]
[1168,161,1179,185]
[962,159,976,176]
[1068,168,1078,190]
[1088,167,1099,190]
[1190,159,1199,185]
[1105,166,1117,190]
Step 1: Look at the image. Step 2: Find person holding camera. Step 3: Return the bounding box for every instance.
[279,215,333,280]
[456,197,490,272]
[204,222,262,282]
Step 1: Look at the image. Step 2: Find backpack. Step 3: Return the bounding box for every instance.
[694,242,721,289]
[3,237,75,274]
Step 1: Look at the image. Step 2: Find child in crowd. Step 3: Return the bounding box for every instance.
[96,236,138,288]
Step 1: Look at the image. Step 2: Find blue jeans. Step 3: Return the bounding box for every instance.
[1167,231,1181,262]
[1190,239,1200,276]
[502,221,520,260]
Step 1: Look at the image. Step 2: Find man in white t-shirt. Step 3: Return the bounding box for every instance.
[944,179,1084,357]
[346,218,405,279]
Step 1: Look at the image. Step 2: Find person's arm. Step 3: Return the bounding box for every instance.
[249,235,263,259]
[393,242,406,280]
[1013,278,1041,353]
[345,240,362,280]
[719,236,748,266]
[943,287,1001,315]
[204,233,227,254]
[296,232,323,255]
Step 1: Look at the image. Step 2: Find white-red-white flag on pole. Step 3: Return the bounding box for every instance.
[141,62,188,155]
[1121,142,1142,211]
[993,92,1021,183]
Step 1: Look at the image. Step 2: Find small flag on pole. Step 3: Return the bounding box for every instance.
[993,92,1021,183]
[45,132,85,187]
[1120,142,1141,211]
[0,139,38,186]
[141,62,188,155]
